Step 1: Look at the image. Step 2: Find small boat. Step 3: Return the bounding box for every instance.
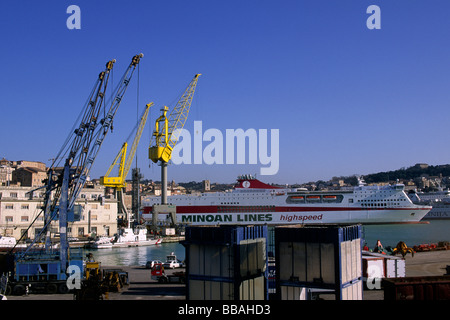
[163,252,184,269]
[111,226,162,248]
[0,236,16,248]
[90,236,113,249]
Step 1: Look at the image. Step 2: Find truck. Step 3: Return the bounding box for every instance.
[151,263,185,284]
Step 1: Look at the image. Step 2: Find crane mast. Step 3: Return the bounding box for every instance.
[41,59,115,248]
[18,54,143,273]
[68,53,144,210]
[149,74,201,225]
[100,101,153,226]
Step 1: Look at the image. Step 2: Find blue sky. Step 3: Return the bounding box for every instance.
[1,1,450,184]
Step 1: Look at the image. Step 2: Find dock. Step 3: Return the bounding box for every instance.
[5,249,449,301]
[161,236,185,243]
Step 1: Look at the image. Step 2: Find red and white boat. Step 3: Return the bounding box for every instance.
[142,175,431,225]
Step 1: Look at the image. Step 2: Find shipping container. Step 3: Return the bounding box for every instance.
[383,276,450,300]
[183,225,268,300]
[274,225,363,300]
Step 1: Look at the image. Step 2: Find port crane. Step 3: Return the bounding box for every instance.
[13,54,143,279]
[149,74,201,226]
[100,101,153,226]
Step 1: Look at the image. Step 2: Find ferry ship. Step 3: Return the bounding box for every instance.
[141,175,432,225]
[409,190,450,219]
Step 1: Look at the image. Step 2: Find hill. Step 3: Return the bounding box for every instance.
[364,163,450,184]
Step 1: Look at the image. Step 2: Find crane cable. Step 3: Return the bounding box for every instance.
[51,77,105,170]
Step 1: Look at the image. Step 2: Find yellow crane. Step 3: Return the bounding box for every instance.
[101,102,153,223]
[149,74,201,225]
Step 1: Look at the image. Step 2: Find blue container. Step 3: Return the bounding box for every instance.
[274,225,363,300]
[14,249,84,282]
[183,225,269,300]
[184,225,268,245]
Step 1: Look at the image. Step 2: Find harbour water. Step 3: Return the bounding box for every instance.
[86,220,450,267]
[85,242,185,267]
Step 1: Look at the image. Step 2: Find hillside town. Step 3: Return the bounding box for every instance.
[0,158,448,241]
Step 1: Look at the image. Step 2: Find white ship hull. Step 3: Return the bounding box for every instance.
[150,208,431,225]
[90,236,114,249]
[111,238,162,248]
[142,176,432,226]
[91,227,162,249]
[91,243,113,249]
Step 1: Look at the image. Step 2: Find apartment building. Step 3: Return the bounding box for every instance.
[11,166,47,187]
[0,185,118,241]
[0,159,47,187]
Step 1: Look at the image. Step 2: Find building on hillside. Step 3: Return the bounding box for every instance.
[12,166,47,187]
[0,159,47,187]
[202,179,210,191]
[0,185,118,241]
[15,160,46,171]
[0,165,13,186]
